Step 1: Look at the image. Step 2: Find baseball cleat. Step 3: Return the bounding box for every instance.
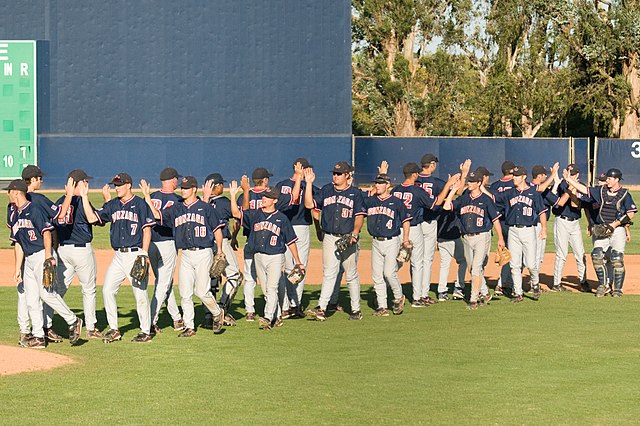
[212,309,225,334]
[25,336,47,349]
[44,328,63,343]
[467,301,478,310]
[18,333,33,347]
[68,319,83,346]
[306,306,323,318]
[392,295,405,315]
[102,328,122,344]
[411,299,426,307]
[131,332,152,343]
[274,317,284,328]
[348,311,363,321]
[151,324,162,336]
[223,314,237,327]
[595,285,606,298]
[421,296,438,306]
[437,292,449,302]
[580,281,591,293]
[173,319,186,331]
[481,293,492,304]
[494,285,504,296]
[86,329,104,339]
[245,312,256,322]
[550,285,568,292]
[452,289,465,300]
[532,285,541,301]
[281,309,293,320]
[178,328,196,338]
[612,290,623,298]
[327,303,344,313]
[372,307,390,317]
[290,306,306,319]
[258,317,272,330]
[511,294,524,303]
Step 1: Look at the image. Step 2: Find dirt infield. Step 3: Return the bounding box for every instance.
[0,248,639,293]
[0,345,73,376]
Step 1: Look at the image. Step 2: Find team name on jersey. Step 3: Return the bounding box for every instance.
[509,195,533,207]
[111,210,139,222]
[460,205,485,216]
[323,195,354,208]
[12,218,34,235]
[174,213,206,227]
[253,221,281,235]
[367,206,396,218]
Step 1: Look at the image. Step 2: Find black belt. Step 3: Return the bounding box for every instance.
[373,236,394,241]
[61,243,88,247]
[513,225,534,228]
[185,247,206,251]
[559,216,578,221]
[326,232,349,237]
[115,247,140,252]
[463,232,483,237]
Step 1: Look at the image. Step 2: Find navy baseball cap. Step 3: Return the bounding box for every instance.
[606,168,623,180]
[252,167,273,180]
[293,157,312,168]
[512,166,527,176]
[501,161,516,174]
[475,166,493,177]
[160,167,181,181]
[68,169,92,183]
[467,171,482,183]
[374,174,391,184]
[332,161,353,174]
[110,173,132,186]
[566,164,579,175]
[421,153,438,165]
[531,165,548,178]
[180,176,198,189]
[4,179,28,193]
[598,172,607,182]
[205,173,226,185]
[403,163,420,175]
[263,186,280,199]
[22,165,44,180]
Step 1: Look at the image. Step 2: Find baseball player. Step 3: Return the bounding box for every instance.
[583,172,612,293]
[391,163,436,307]
[304,162,366,321]
[365,174,412,316]
[148,167,185,334]
[142,176,227,336]
[529,164,560,280]
[495,166,548,303]
[444,171,505,309]
[563,168,637,297]
[80,173,156,343]
[229,183,304,330]
[276,158,314,319]
[7,179,82,349]
[489,160,516,296]
[54,169,102,339]
[435,207,467,301]
[550,164,588,292]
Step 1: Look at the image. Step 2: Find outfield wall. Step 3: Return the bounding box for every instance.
[594,138,640,185]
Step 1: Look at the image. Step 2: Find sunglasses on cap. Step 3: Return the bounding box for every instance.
[332,172,346,176]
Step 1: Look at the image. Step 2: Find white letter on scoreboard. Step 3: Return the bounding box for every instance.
[20,63,28,76]
[3,63,12,76]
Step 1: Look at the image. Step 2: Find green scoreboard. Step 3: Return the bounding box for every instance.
[0,40,37,179]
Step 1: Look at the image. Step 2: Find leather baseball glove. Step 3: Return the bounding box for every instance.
[43,257,57,289]
[287,264,306,285]
[209,252,228,279]
[494,246,512,267]
[130,254,149,282]
[335,234,358,255]
[396,241,413,263]
[592,223,614,239]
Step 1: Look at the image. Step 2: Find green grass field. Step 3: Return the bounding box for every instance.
[2,286,640,424]
[0,190,638,254]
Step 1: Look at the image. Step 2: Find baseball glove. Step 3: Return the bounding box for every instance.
[209,252,228,279]
[287,264,306,285]
[494,246,512,267]
[396,241,413,263]
[130,255,149,282]
[335,234,358,255]
[42,257,57,289]
[592,223,614,239]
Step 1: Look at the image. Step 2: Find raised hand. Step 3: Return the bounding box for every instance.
[304,168,316,183]
[294,161,304,177]
[65,177,76,197]
[229,180,240,197]
[240,175,250,192]
[102,184,112,202]
[139,179,151,198]
[202,179,214,201]
[377,160,389,175]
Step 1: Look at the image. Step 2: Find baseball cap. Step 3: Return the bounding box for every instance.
[4,179,28,193]
[531,165,548,178]
[374,174,391,184]
[606,168,623,180]
[501,160,516,174]
[474,166,493,177]
[293,157,312,168]
[110,173,132,186]
[68,169,92,183]
[160,167,181,181]
[205,173,226,185]
[512,166,527,176]
[262,186,280,199]
[403,162,420,175]
[566,164,579,175]
[598,172,607,182]
[332,161,353,174]
[421,153,439,165]
[180,176,198,189]
[252,167,273,180]
[22,165,44,180]
[467,171,482,183]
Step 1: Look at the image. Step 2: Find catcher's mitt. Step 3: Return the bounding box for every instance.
[130,254,149,282]
[335,234,358,255]
[287,264,306,285]
[396,241,413,263]
[209,252,228,279]
[592,223,614,239]
[43,257,57,289]
[494,245,512,267]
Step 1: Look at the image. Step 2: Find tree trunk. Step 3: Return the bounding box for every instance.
[618,52,640,139]
[501,116,513,137]
[521,106,544,138]
[393,101,418,136]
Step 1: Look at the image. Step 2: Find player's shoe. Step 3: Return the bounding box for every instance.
[102,329,122,344]
[274,317,284,328]
[480,293,492,304]
[511,294,524,303]
[531,285,541,301]
[596,285,606,298]
[550,285,568,292]
[18,333,33,347]
[291,306,306,319]
[580,281,591,293]
[421,296,438,306]
[131,332,152,343]
[392,295,406,315]
[258,317,272,330]
[281,309,293,320]
[411,299,426,307]
[494,285,504,296]
[212,309,225,334]
[173,319,186,331]
[245,312,256,322]
[612,290,623,298]
[438,292,449,302]
[224,314,237,327]
[604,285,612,295]
[44,328,63,343]
[87,329,104,339]
[306,306,323,319]
[25,336,47,349]
[68,319,83,346]
[348,311,363,321]
[150,324,162,336]
[467,301,479,310]
[327,303,344,313]
[178,328,196,338]
[452,289,465,300]
[372,307,390,317]
[202,315,213,329]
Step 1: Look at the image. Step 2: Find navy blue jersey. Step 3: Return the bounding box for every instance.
[237,188,293,235]
[54,195,95,245]
[150,190,181,242]
[28,192,59,221]
[489,178,514,216]
[531,183,558,221]
[208,195,233,240]
[452,192,501,234]
[313,184,367,235]
[275,178,315,226]
[436,209,462,241]
[160,199,224,250]
[96,195,157,249]
[364,194,412,238]
[8,201,55,256]
[415,174,446,222]
[579,186,638,224]
[391,183,435,226]
[496,186,547,227]
[242,208,298,255]
[583,199,600,223]
[551,180,582,219]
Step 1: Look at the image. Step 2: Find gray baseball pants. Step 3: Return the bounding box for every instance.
[371,237,403,309]
[179,248,221,330]
[400,225,424,302]
[437,238,466,294]
[149,240,182,325]
[420,220,438,298]
[254,252,285,321]
[508,226,539,296]
[282,224,311,310]
[553,217,586,286]
[318,234,361,313]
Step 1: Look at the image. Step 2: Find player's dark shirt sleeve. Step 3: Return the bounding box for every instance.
[533,191,547,216]
[312,186,324,210]
[31,209,55,235]
[282,219,298,245]
[206,204,224,232]
[140,202,157,229]
[96,202,113,224]
[487,198,501,222]
[160,205,175,228]
[353,189,367,216]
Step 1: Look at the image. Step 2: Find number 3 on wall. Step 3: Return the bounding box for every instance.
[632,141,640,159]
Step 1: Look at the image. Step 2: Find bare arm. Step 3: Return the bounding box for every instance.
[214,228,223,254]
[288,242,303,266]
[562,170,588,195]
[228,180,242,219]
[13,243,24,284]
[303,168,316,209]
[78,181,101,224]
[57,177,76,224]
[537,162,559,192]
[142,226,151,253]
[139,179,161,220]
[240,175,250,210]
[493,220,505,248]
[43,230,53,259]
